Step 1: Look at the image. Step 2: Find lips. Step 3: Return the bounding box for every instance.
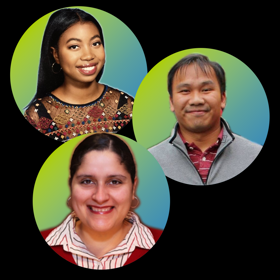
[76,63,98,75]
[188,110,207,113]
[185,107,210,114]
[87,205,114,214]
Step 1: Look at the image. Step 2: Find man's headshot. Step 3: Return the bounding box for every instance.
[145,53,264,185]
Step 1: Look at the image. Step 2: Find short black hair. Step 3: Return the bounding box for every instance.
[69,133,136,186]
[167,54,226,97]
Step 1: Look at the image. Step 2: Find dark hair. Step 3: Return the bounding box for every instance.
[167,54,226,97]
[69,133,136,186]
[25,8,105,109]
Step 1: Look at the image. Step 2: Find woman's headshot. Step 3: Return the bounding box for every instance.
[17,8,140,141]
[38,133,168,269]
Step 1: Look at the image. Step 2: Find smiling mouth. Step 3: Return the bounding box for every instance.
[88,206,114,214]
[186,110,208,115]
[77,63,98,75]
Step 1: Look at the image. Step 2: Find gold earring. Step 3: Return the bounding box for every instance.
[52,62,62,74]
[131,196,140,209]
[67,196,71,206]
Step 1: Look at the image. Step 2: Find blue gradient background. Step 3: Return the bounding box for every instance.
[33,135,170,231]
[10,6,147,114]
[133,48,269,148]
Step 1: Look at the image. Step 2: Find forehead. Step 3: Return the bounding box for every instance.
[77,150,127,173]
[81,150,120,164]
[60,21,100,42]
[173,63,218,86]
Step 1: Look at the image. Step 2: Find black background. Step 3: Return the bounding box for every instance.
[9,4,273,275]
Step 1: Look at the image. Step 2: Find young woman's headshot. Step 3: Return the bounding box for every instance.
[11,7,147,141]
[34,133,170,269]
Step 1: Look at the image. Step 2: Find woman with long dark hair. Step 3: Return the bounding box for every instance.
[24,8,133,141]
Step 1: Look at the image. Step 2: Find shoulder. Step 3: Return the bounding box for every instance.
[24,95,52,113]
[149,137,172,151]
[40,227,57,240]
[148,137,174,160]
[106,86,134,102]
[147,227,163,242]
[231,133,262,154]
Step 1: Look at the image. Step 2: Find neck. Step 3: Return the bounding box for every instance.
[52,79,104,104]
[75,220,132,259]
[179,122,222,152]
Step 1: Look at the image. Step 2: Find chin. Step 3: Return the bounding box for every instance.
[89,222,116,233]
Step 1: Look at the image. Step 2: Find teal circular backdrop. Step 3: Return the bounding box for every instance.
[10,6,147,114]
[33,134,170,231]
[133,48,270,149]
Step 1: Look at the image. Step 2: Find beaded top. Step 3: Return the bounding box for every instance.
[24,85,133,141]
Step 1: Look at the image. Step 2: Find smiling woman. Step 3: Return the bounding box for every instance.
[23,8,134,141]
[40,133,163,269]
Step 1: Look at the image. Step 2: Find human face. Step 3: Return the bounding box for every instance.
[70,150,137,234]
[170,64,226,134]
[51,21,105,85]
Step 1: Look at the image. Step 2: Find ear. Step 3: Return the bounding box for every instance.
[221,91,226,110]
[51,47,60,64]
[132,176,138,198]
[169,96,175,112]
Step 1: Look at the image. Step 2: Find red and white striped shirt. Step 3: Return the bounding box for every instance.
[45,212,155,269]
[178,127,224,183]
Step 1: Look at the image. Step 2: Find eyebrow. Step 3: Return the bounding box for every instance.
[76,174,127,179]
[66,35,101,44]
[176,80,214,89]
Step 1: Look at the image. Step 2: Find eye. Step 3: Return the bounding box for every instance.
[109,179,121,185]
[180,89,190,94]
[202,88,211,92]
[81,179,93,185]
[69,45,79,50]
[92,41,102,47]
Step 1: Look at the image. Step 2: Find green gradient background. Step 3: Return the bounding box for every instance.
[33,135,170,231]
[10,6,147,114]
[133,48,270,148]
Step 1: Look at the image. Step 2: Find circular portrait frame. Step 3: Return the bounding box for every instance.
[133,48,270,149]
[11,6,147,114]
[33,134,170,232]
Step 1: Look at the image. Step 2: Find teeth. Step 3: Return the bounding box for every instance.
[90,206,112,212]
[82,66,95,71]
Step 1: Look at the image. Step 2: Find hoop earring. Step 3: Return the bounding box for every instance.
[52,62,62,74]
[67,196,72,207]
[67,197,78,220]
[131,196,140,209]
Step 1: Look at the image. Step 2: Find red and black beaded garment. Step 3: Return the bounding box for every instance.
[24,85,133,141]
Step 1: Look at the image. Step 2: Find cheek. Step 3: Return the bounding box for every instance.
[173,97,188,113]
[97,48,106,64]
[58,50,77,68]
[114,188,133,207]
[71,187,91,209]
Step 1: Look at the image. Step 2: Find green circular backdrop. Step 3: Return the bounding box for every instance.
[33,134,170,231]
[11,6,147,114]
[133,48,269,149]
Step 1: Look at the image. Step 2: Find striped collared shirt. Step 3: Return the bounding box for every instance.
[45,212,155,269]
[178,126,224,183]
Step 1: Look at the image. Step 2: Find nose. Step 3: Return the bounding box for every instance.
[92,185,109,204]
[81,45,95,61]
[189,91,205,106]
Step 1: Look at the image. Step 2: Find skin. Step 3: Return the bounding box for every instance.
[170,64,226,152]
[51,21,105,104]
[70,150,137,258]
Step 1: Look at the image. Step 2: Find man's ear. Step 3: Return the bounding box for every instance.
[51,47,60,64]
[169,95,175,112]
[221,91,226,111]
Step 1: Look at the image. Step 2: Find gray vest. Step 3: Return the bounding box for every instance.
[148,119,262,185]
